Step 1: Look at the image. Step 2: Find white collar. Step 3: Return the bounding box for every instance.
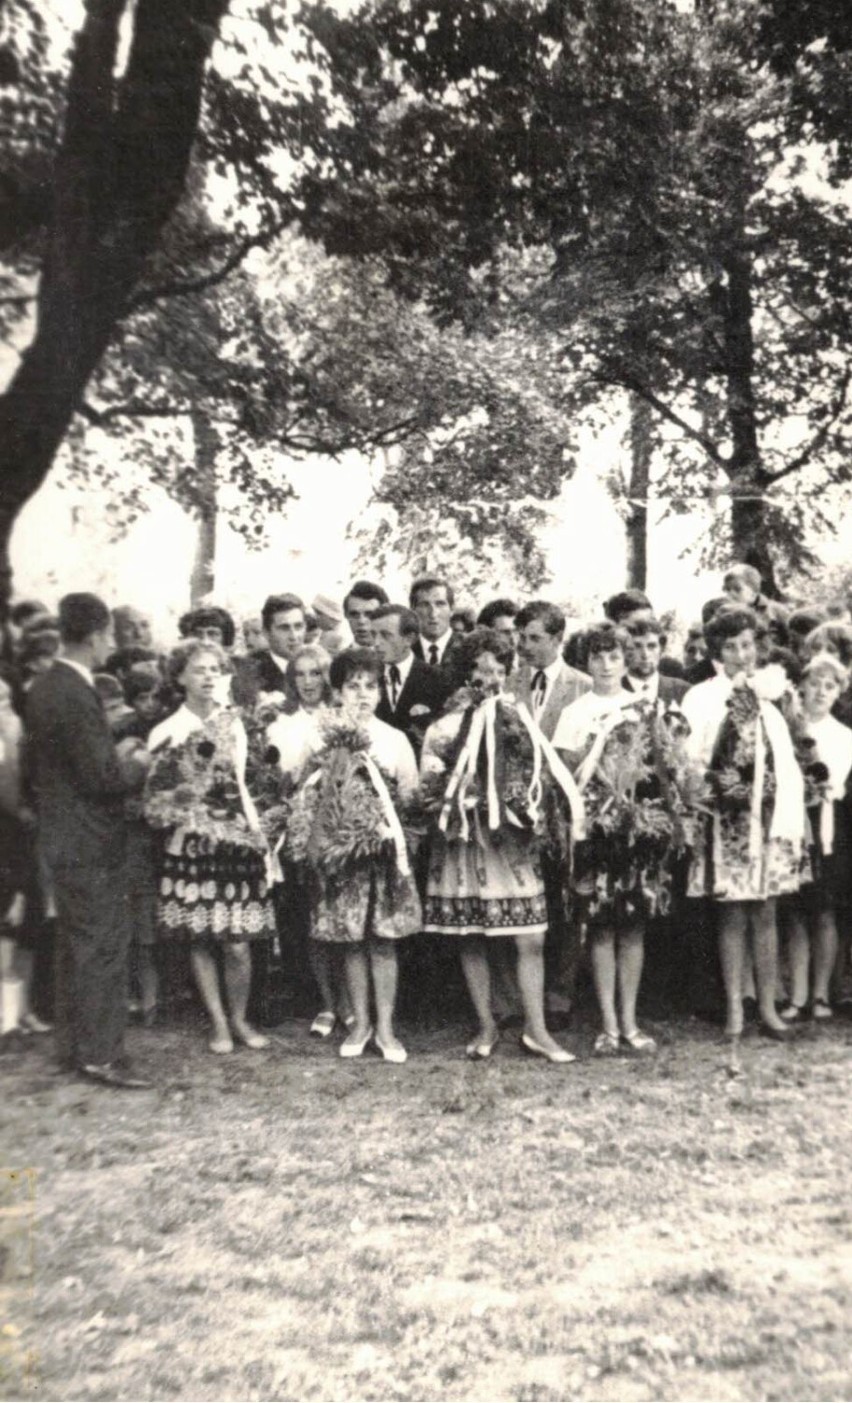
[424,630,453,662]
[627,671,659,699]
[57,656,95,689]
[269,651,290,677]
[386,652,414,686]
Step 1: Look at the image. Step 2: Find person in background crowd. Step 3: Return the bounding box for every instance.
[145,640,274,1055]
[242,615,265,654]
[604,589,654,627]
[450,607,476,635]
[343,581,389,648]
[681,606,805,1043]
[104,645,160,689]
[373,605,447,761]
[304,611,321,646]
[178,605,235,650]
[118,669,166,740]
[623,617,688,704]
[476,598,518,649]
[234,593,307,707]
[802,622,852,729]
[112,606,153,651]
[311,594,348,656]
[94,673,134,731]
[422,628,575,1064]
[267,644,348,1037]
[787,609,827,663]
[723,564,789,639]
[27,593,152,1088]
[683,623,708,672]
[17,630,60,695]
[410,575,463,672]
[780,654,852,1022]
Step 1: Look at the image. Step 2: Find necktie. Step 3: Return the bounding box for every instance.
[388,663,401,709]
[429,644,439,667]
[531,669,546,711]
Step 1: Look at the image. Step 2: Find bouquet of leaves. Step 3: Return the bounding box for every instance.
[144,709,266,851]
[282,717,407,877]
[583,702,694,851]
[787,717,832,810]
[705,681,776,821]
[242,699,294,848]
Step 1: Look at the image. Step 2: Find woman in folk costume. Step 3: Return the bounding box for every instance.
[554,622,694,1056]
[421,628,585,1064]
[680,606,806,1042]
[280,648,420,1064]
[145,640,276,1054]
[780,653,852,1022]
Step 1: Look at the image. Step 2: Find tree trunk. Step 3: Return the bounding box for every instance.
[0,0,228,619]
[189,410,218,604]
[626,392,652,590]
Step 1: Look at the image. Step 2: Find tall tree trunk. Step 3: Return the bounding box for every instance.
[626,392,652,590]
[189,410,218,604]
[0,0,228,619]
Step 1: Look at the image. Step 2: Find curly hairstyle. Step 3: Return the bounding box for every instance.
[446,626,515,692]
[165,639,230,689]
[704,606,758,661]
[328,646,383,691]
[178,605,235,650]
[802,621,852,670]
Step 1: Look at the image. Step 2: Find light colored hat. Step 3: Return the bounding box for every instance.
[312,593,345,624]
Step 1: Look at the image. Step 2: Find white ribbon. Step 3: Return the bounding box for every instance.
[575,704,642,793]
[515,702,586,840]
[361,752,411,877]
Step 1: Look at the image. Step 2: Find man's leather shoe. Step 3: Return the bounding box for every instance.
[79,1062,153,1090]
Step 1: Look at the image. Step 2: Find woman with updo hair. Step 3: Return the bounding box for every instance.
[681,606,805,1043]
[144,639,275,1053]
[422,627,582,1064]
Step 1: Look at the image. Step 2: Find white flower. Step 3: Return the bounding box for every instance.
[752,664,789,703]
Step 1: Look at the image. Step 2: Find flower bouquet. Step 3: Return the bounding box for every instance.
[144,709,266,851]
[705,681,776,821]
[242,700,294,849]
[282,717,409,884]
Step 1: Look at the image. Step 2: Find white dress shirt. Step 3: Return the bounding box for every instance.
[424,630,454,667]
[385,651,414,709]
[626,671,660,703]
[530,656,564,719]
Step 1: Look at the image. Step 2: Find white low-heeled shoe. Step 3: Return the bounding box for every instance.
[521,1033,575,1065]
[339,1025,373,1059]
[374,1035,407,1064]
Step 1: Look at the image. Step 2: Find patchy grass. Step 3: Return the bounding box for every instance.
[1,1010,851,1401]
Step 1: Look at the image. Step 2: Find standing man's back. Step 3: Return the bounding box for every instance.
[26,593,150,1088]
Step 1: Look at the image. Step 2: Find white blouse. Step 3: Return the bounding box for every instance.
[552,688,637,755]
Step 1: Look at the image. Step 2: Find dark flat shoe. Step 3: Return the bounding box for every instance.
[79,1063,153,1090]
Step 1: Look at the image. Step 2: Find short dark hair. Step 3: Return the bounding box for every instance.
[409,575,454,609]
[9,599,48,628]
[449,626,515,691]
[627,615,665,640]
[105,646,158,678]
[58,593,111,645]
[584,620,632,662]
[178,606,235,649]
[94,672,125,704]
[765,645,802,685]
[788,608,826,640]
[477,598,518,628]
[371,604,420,639]
[514,601,565,637]
[705,606,758,661]
[261,593,306,632]
[124,668,158,704]
[604,589,652,623]
[701,596,731,626]
[343,580,389,613]
[329,646,383,691]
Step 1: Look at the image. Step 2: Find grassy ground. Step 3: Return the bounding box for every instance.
[1,1008,851,1402]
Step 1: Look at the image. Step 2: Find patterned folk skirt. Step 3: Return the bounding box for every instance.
[308,858,421,945]
[424,828,548,939]
[158,832,276,943]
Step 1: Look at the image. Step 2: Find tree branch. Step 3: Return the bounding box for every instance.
[764,364,852,485]
[78,398,186,425]
[587,363,729,468]
[125,216,293,314]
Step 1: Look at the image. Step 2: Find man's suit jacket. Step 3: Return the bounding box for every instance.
[412,633,465,686]
[510,660,591,741]
[376,656,447,760]
[624,673,688,705]
[232,649,298,710]
[26,662,131,869]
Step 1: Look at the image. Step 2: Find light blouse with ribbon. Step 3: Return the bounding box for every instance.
[802,713,852,856]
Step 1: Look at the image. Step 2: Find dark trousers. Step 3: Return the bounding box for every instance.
[542,852,581,1006]
[51,861,128,1068]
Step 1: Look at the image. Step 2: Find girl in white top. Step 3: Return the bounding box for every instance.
[782,654,852,1021]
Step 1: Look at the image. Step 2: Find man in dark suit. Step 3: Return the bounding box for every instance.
[26,593,151,1088]
[623,617,688,704]
[372,605,447,760]
[410,575,465,680]
[233,592,307,707]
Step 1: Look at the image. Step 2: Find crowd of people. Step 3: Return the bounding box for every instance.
[2,562,851,1088]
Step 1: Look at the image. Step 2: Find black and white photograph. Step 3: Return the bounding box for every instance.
[1,0,851,1398]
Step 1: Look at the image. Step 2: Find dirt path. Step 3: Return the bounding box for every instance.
[2,1014,851,1401]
